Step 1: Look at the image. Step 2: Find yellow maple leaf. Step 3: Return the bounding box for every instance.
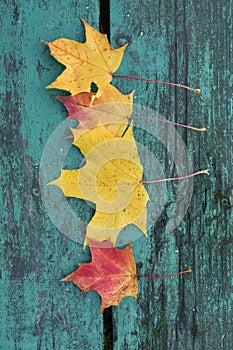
[50,124,149,245]
[44,19,127,98]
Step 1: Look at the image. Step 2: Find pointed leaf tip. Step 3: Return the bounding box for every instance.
[47,177,62,187]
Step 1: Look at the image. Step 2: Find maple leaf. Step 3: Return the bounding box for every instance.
[61,240,138,312]
[50,124,149,244]
[57,84,133,138]
[44,19,127,98]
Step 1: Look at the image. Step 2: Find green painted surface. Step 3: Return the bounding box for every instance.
[110,1,233,349]
[1,1,232,349]
[1,1,103,349]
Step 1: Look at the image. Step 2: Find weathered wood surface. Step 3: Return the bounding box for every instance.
[110,1,233,349]
[0,0,232,349]
[0,1,103,349]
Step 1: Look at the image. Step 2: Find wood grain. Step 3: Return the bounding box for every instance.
[110,1,233,349]
[0,1,103,349]
[1,1,232,349]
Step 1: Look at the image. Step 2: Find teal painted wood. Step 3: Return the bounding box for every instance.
[0,1,103,349]
[1,1,233,349]
[110,1,233,349]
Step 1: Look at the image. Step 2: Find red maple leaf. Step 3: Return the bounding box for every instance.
[57,85,133,137]
[61,240,138,312]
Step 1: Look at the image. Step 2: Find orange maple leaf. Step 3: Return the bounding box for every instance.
[61,240,138,312]
[57,84,133,138]
[44,19,127,97]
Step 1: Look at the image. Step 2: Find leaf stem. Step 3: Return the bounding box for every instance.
[129,116,206,132]
[112,74,201,93]
[139,169,209,185]
[136,269,192,279]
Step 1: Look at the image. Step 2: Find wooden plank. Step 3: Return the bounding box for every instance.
[0,1,103,349]
[110,1,233,349]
